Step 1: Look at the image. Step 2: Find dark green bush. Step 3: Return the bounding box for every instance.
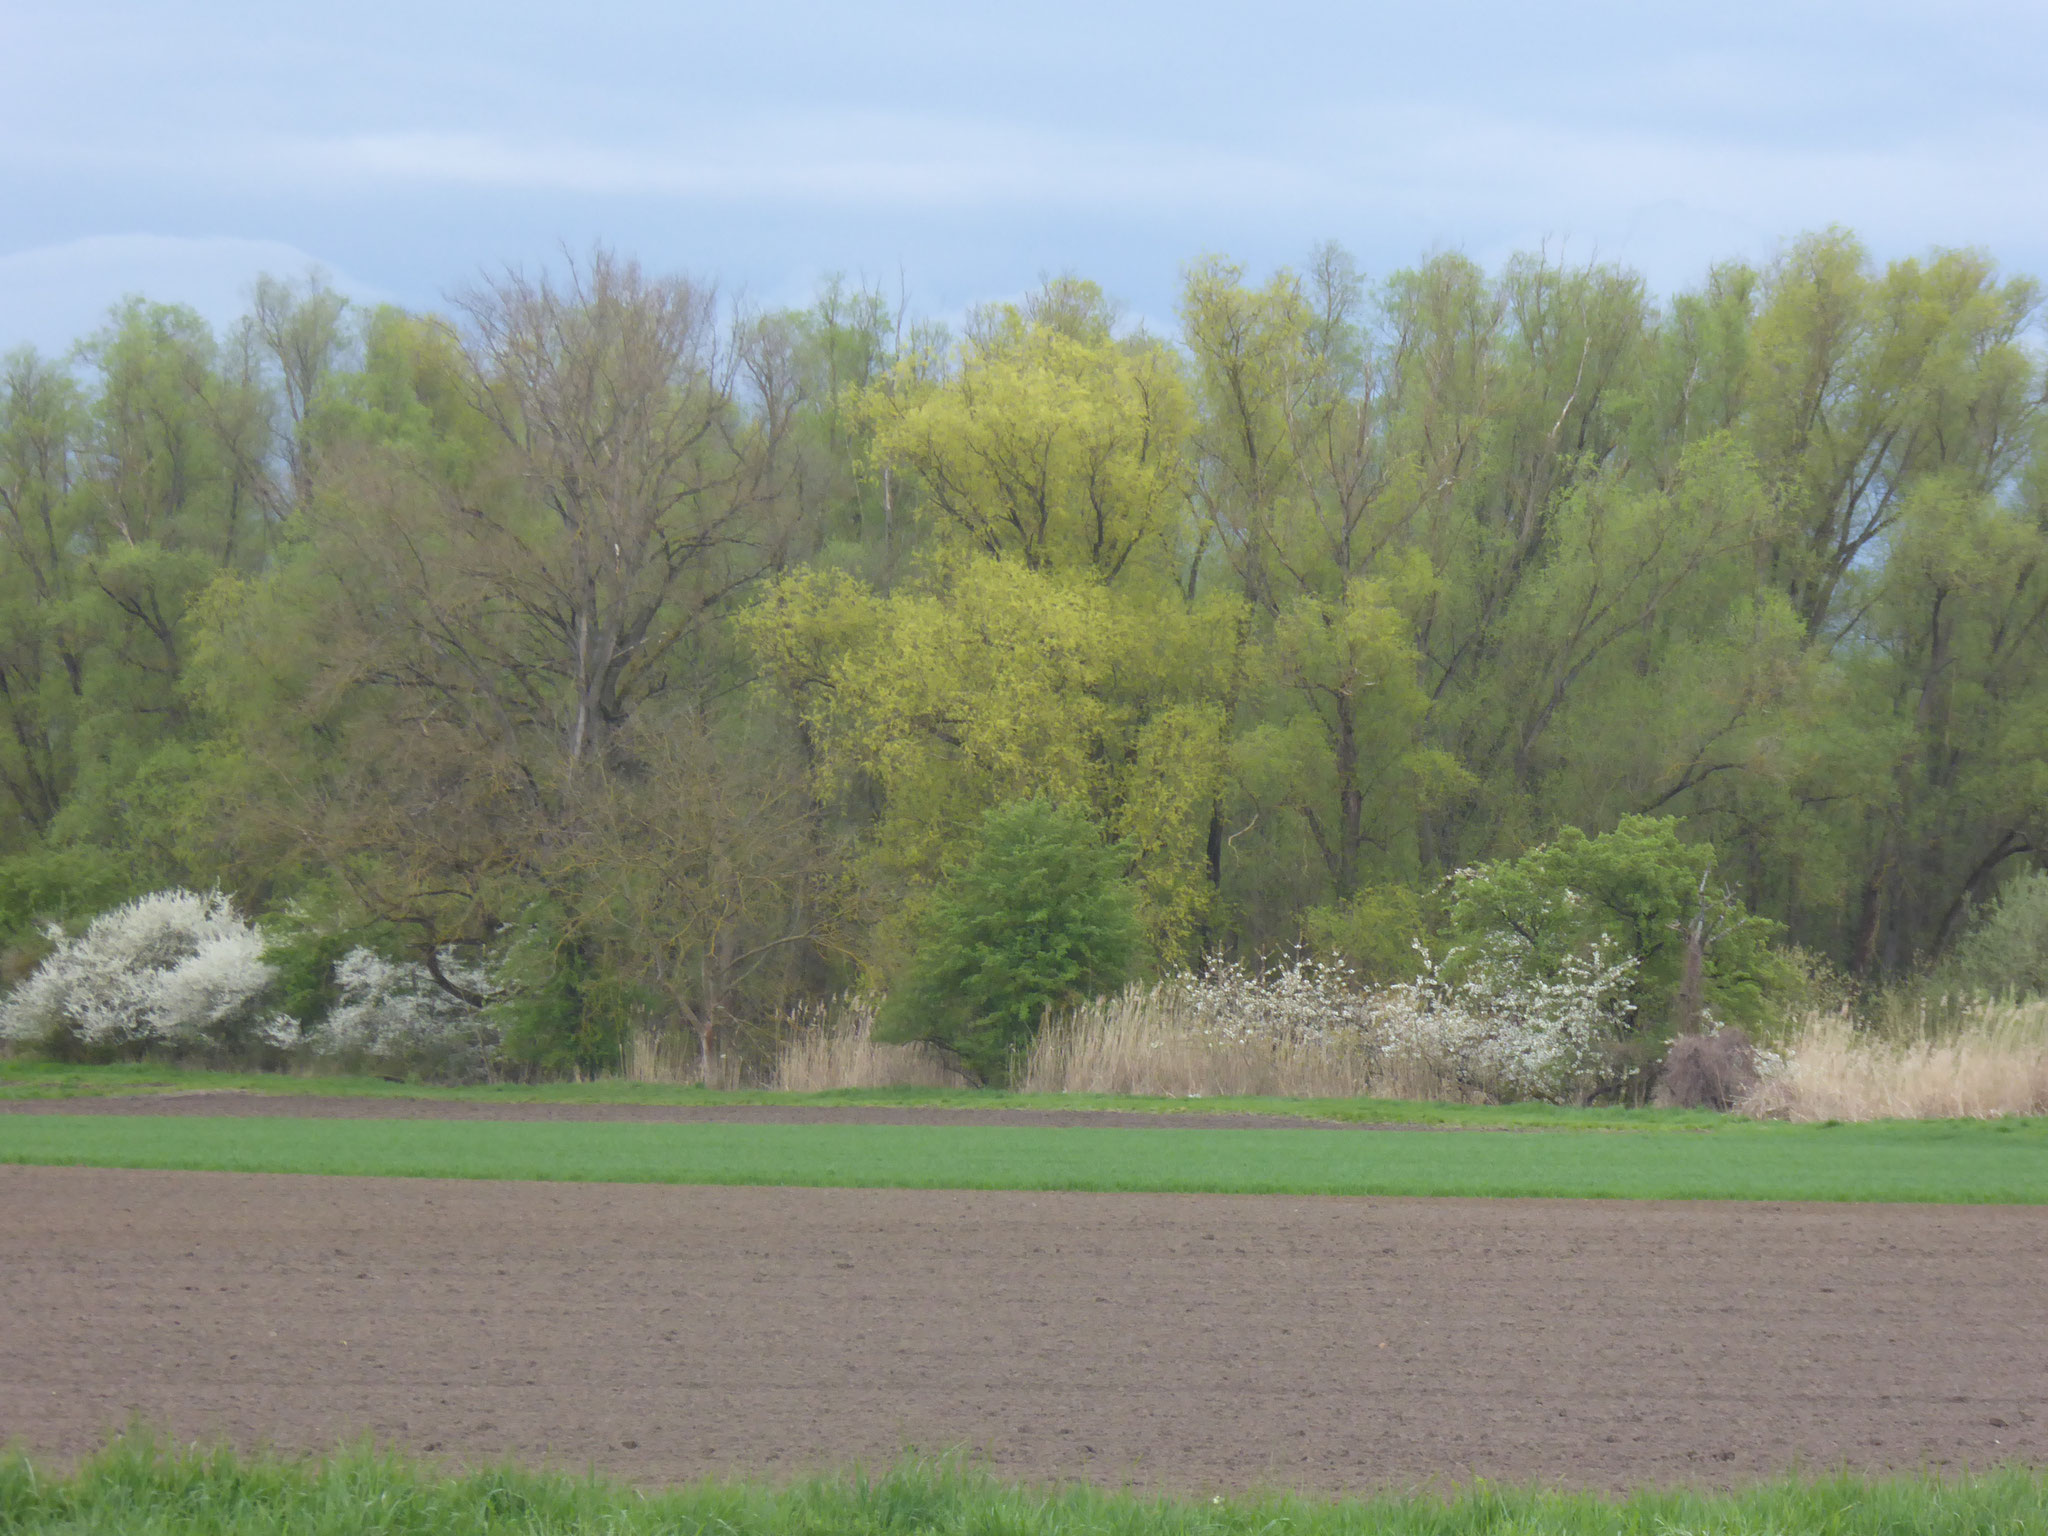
[0,845,130,956]
[879,800,1138,1083]
[490,908,631,1078]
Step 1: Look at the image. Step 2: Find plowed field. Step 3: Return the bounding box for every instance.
[4,1146,2043,1492]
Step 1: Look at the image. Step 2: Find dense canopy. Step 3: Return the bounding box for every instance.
[3,233,2044,1072]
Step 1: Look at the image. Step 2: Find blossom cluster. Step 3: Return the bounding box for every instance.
[271,948,499,1070]
[1177,947,1376,1049]
[0,889,502,1073]
[1374,941,1636,1100]
[1163,937,1636,1102]
[0,889,280,1051]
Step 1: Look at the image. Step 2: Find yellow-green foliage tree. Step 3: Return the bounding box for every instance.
[1180,254,1465,956]
[745,557,1233,968]
[748,282,1237,975]
[863,278,1194,584]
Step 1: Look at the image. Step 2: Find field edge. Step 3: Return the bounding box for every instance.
[3,1110,2045,1202]
[4,1433,2045,1536]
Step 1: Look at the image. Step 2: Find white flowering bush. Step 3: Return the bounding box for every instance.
[0,889,282,1055]
[1376,941,1636,1101]
[1180,947,1377,1048]
[291,947,499,1076]
[1138,938,1635,1103]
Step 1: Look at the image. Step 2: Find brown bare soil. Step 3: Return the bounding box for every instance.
[3,1164,2044,1493]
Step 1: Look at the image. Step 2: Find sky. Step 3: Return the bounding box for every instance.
[3,0,2046,354]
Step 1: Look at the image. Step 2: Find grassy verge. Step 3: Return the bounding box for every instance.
[0,1059,1730,1129]
[2,1108,2043,1201]
[2,1438,2044,1536]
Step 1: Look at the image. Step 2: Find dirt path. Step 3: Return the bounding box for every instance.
[0,1091,1449,1130]
[3,1165,2042,1493]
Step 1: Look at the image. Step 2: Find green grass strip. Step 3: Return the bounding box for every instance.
[0,1060,1731,1128]
[3,1436,2045,1536]
[3,1110,2044,1201]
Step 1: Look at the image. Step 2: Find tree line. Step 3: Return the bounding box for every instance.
[2,230,2043,1074]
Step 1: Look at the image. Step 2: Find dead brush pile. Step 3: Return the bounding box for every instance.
[1656,1027,1760,1110]
[1741,1001,2048,1120]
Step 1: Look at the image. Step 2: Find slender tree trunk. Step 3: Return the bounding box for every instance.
[1851,846,1890,977]
[1334,693,1362,897]
[1673,922,1707,1036]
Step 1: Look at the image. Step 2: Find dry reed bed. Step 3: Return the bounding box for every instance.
[622,1029,747,1089]
[772,1002,970,1091]
[739,988,2048,1122]
[1743,1004,2048,1121]
[764,986,1468,1101]
[1016,985,1460,1100]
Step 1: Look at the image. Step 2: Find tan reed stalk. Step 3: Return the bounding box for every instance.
[621,1026,705,1084]
[772,998,969,1091]
[1742,1002,2048,1120]
[1018,984,1428,1099]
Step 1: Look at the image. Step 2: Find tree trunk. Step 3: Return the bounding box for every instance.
[1334,692,1362,897]
[1672,915,1707,1036]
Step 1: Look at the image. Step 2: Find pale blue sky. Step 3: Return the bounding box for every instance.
[3,0,2044,353]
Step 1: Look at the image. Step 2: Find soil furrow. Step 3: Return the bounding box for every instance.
[3,1164,2042,1491]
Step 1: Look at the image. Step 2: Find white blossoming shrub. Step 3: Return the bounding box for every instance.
[0,889,282,1055]
[1376,942,1637,1102]
[292,947,500,1077]
[1180,948,1377,1049]
[1161,940,1635,1103]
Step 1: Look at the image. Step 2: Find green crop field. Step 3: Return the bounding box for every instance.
[2,1438,2043,1536]
[2,1106,2043,1202]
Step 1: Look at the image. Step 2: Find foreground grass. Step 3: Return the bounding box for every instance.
[3,1438,2044,1536]
[2,1107,2043,1201]
[0,1058,1732,1128]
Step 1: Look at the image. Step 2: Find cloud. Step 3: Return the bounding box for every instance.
[0,234,385,355]
[292,117,1331,215]
[2,2,2042,339]
[2,108,1332,216]
[1297,103,2048,292]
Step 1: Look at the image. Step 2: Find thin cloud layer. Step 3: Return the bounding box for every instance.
[2,0,2043,349]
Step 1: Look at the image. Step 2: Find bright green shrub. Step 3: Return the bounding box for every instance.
[1446,815,1782,1036]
